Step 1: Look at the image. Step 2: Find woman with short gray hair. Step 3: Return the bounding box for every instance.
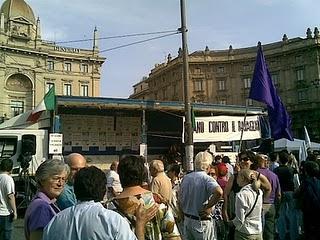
[24,159,69,240]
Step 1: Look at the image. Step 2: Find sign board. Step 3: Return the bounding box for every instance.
[183,115,261,142]
[49,133,63,154]
[140,143,147,158]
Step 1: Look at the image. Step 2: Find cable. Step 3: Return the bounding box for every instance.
[3,31,180,74]
[52,30,180,44]
[1,30,181,101]
[100,32,180,53]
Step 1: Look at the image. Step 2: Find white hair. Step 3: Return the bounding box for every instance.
[194,151,213,171]
[35,159,70,187]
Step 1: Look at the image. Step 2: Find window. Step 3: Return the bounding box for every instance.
[194,68,201,74]
[296,69,304,81]
[46,82,55,93]
[81,64,89,73]
[295,55,303,63]
[194,80,204,91]
[218,99,227,105]
[47,60,54,71]
[271,73,280,86]
[243,77,251,89]
[80,85,88,97]
[246,99,253,106]
[173,84,178,95]
[298,90,307,102]
[217,66,225,73]
[63,84,72,96]
[162,89,167,99]
[218,80,225,91]
[64,62,72,72]
[269,61,276,67]
[243,64,250,71]
[0,137,17,158]
[11,100,24,116]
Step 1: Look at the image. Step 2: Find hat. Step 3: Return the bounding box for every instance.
[216,163,228,177]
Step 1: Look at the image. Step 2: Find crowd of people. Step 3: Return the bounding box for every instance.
[0,147,320,240]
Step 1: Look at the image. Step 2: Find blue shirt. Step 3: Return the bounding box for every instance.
[179,171,220,217]
[56,183,76,210]
[43,201,137,240]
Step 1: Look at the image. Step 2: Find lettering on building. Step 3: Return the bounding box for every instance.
[54,46,80,53]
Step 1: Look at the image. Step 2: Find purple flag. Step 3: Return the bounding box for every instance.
[249,43,293,141]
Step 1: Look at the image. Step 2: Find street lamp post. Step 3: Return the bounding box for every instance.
[180,0,194,171]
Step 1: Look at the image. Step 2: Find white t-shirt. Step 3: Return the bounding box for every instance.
[106,170,123,193]
[0,173,15,216]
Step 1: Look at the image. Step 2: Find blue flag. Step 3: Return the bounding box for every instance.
[249,43,293,141]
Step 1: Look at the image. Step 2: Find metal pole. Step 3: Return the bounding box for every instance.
[238,101,248,153]
[141,109,150,182]
[180,0,193,171]
[142,109,147,144]
[140,109,148,159]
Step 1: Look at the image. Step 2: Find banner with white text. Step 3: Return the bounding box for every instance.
[182,115,261,142]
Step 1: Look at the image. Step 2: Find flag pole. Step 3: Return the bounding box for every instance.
[249,41,293,143]
[239,99,248,153]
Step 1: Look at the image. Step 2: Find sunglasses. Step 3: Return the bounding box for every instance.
[240,157,250,162]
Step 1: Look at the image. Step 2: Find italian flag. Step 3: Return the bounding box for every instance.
[27,87,55,122]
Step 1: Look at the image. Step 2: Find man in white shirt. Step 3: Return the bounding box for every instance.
[0,158,17,240]
[106,161,123,199]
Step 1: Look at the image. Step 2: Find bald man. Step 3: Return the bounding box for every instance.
[149,160,172,204]
[56,153,86,210]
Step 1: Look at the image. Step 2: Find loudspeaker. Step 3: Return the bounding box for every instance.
[21,134,36,155]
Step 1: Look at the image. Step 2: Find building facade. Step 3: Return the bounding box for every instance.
[130,28,320,141]
[0,0,105,122]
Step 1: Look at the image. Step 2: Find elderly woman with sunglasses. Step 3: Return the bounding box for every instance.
[222,150,271,239]
[24,159,70,240]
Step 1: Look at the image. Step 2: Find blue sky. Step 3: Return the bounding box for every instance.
[28,0,319,98]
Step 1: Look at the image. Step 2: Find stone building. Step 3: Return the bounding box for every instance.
[0,0,105,121]
[130,28,320,141]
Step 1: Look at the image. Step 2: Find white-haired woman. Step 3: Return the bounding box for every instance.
[24,159,69,240]
[230,169,263,240]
